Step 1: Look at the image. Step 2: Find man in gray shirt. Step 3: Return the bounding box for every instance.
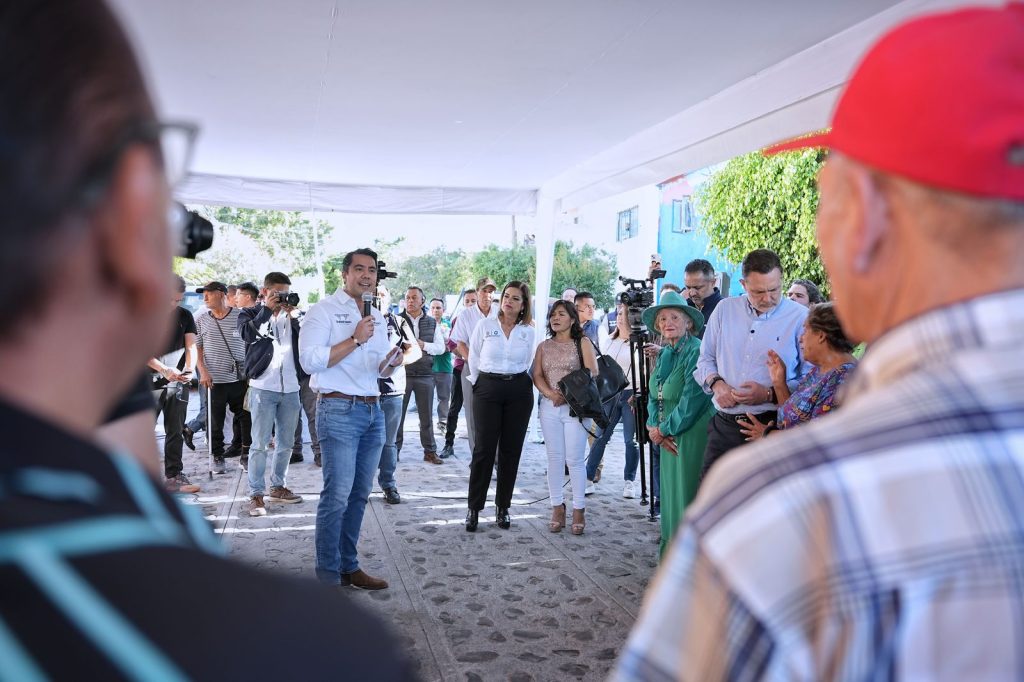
[195,281,250,472]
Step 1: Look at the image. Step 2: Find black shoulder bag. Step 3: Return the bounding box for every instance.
[588,337,628,407]
[557,338,609,430]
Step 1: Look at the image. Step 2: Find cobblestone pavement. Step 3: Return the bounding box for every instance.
[170,405,661,681]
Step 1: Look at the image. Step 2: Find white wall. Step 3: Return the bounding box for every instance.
[555,184,660,286]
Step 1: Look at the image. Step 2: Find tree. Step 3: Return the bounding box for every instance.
[551,241,618,309]
[469,244,537,294]
[467,241,618,309]
[391,247,470,300]
[208,206,334,288]
[695,148,827,293]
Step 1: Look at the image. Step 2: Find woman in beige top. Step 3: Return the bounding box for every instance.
[533,301,599,534]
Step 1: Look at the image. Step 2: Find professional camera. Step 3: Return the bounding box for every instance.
[172,202,214,259]
[618,275,660,329]
[272,291,300,307]
[377,261,398,283]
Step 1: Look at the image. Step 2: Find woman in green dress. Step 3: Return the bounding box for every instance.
[642,292,714,557]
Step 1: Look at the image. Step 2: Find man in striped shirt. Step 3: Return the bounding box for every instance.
[615,5,1024,680]
[195,280,251,473]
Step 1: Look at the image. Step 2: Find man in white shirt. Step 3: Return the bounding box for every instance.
[448,276,498,454]
[299,249,404,590]
[238,272,305,518]
[397,286,446,464]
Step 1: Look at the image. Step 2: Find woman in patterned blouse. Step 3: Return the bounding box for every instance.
[738,302,857,440]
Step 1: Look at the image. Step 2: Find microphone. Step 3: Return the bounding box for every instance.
[362,291,373,318]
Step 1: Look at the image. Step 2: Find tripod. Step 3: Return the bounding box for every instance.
[626,325,658,521]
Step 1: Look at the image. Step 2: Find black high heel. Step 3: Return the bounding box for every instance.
[465,509,479,532]
[495,507,511,529]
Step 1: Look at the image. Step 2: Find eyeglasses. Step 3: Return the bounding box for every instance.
[74,120,199,208]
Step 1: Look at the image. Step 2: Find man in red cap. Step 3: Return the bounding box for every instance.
[614,5,1024,679]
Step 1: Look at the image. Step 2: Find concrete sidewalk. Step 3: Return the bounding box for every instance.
[171,407,660,681]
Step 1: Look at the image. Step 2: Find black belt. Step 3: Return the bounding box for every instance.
[479,371,526,381]
[320,391,378,403]
[718,410,774,422]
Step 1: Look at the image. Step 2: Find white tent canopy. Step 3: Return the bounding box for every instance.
[111,0,995,301]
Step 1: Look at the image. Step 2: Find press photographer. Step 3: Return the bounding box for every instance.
[237,271,306,517]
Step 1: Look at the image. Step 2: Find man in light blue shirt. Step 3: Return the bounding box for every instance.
[694,248,809,481]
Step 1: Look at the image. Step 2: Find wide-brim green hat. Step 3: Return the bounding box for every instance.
[641,290,705,336]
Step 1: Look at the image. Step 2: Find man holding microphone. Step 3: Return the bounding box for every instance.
[300,248,404,590]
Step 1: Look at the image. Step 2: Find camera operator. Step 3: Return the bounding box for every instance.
[195,281,251,473]
[237,272,305,517]
[149,275,200,494]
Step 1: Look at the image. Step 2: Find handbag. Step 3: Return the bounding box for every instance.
[588,338,628,406]
[556,338,609,430]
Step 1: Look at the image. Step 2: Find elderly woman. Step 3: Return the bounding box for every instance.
[643,291,714,557]
[739,302,857,440]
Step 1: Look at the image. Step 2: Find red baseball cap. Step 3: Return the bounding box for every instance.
[765,4,1024,200]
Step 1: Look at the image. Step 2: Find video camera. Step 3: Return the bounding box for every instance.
[377,260,398,284]
[618,269,665,330]
[172,203,214,259]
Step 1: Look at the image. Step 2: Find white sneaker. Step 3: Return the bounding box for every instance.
[585,480,596,496]
[623,480,636,499]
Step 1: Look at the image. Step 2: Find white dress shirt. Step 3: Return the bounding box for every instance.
[298,289,392,396]
[405,310,446,355]
[449,302,498,347]
[467,318,535,385]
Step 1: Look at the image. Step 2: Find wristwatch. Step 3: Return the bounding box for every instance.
[353,337,362,347]
[707,376,724,391]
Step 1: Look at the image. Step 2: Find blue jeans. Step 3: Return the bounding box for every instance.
[378,393,402,491]
[315,397,384,583]
[247,388,300,497]
[586,389,640,482]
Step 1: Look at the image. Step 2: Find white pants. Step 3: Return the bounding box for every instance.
[539,398,589,510]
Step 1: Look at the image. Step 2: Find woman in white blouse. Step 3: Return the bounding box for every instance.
[465,281,536,532]
[533,301,599,535]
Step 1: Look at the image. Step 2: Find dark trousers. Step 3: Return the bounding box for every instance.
[293,375,321,459]
[444,365,464,447]
[700,410,775,484]
[154,385,189,478]
[397,374,438,455]
[211,380,251,458]
[467,372,533,511]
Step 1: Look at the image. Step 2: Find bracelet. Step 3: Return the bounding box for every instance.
[767,386,776,404]
[708,376,723,391]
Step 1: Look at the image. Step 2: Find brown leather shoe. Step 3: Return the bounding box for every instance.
[340,569,388,590]
[423,451,444,465]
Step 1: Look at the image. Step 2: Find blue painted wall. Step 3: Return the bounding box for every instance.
[653,173,741,304]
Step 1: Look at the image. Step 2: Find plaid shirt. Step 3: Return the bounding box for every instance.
[614,288,1024,681]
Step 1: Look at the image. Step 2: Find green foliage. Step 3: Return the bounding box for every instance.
[391,247,471,300]
[211,207,333,279]
[551,241,617,309]
[695,149,827,294]
[469,244,537,294]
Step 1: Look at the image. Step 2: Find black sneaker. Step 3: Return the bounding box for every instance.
[382,488,401,505]
[439,444,455,459]
[182,426,195,451]
[213,457,226,474]
[314,454,322,468]
[290,453,303,464]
